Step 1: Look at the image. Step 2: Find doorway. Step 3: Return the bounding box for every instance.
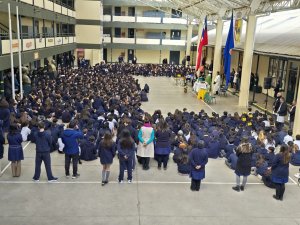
[128,49,134,63]
[103,48,107,63]
[128,28,135,38]
[170,30,181,40]
[115,7,121,16]
[286,62,299,103]
[128,7,135,17]
[170,51,180,65]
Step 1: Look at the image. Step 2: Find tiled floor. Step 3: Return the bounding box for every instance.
[0,76,300,225]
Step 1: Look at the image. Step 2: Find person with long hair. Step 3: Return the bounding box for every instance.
[154,119,172,170]
[232,136,253,192]
[271,145,290,200]
[98,132,116,186]
[7,124,24,177]
[118,129,135,183]
[137,115,155,170]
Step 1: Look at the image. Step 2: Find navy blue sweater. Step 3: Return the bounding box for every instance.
[34,131,52,153]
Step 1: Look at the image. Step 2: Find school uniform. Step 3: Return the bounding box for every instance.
[189,147,208,191]
[290,151,300,166]
[8,133,24,162]
[154,130,172,169]
[225,153,238,170]
[118,143,135,182]
[271,154,289,200]
[33,131,56,181]
[207,140,221,159]
[265,152,275,167]
[98,142,116,165]
[80,139,97,161]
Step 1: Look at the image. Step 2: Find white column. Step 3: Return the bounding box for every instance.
[212,18,223,83]
[293,79,300,136]
[185,23,193,66]
[238,15,257,107]
[8,3,15,100]
[16,6,23,99]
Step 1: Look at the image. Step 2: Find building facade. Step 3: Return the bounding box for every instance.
[0,0,76,71]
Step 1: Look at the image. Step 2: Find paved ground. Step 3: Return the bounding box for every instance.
[1,76,300,225]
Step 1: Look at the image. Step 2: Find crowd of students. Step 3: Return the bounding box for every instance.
[0,64,299,200]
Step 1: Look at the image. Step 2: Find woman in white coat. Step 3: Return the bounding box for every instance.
[137,115,155,170]
[213,72,221,95]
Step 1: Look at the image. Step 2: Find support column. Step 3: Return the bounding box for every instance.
[212,18,223,82]
[238,15,257,107]
[185,23,193,66]
[293,79,300,136]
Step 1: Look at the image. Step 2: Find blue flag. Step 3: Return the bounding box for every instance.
[224,14,235,86]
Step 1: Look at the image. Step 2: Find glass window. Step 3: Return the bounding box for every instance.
[268,57,287,91]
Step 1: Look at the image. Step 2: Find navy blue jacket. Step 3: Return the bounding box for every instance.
[0,108,10,131]
[61,129,84,154]
[80,139,97,161]
[155,130,171,155]
[34,131,52,153]
[291,152,300,166]
[98,142,116,164]
[207,140,221,159]
[227,153,238,170]
[117,142,135,160]
[271,154,289,179]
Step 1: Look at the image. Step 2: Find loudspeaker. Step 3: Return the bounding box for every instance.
[186,56,190,62]
[264,77,272,89]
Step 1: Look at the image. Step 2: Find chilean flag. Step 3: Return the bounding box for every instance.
[196,17,208,71]
[224,13,235,86]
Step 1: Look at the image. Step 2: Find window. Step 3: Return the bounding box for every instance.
[268,57,287,91]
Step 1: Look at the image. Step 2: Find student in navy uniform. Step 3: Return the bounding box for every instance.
[189,140,208,191]
[232,137,253,192]
[98,132,116,186]
[118,129,135,183]
[80,135,97,161]
[61,120,83,179]
[290,144,300,166]
[0,121,5,175]
[140,90,148,102]
[155,120,172,170]
[225,153,238,170]
[7,124,24,177]
[32,122,58,182]
[271,145,290,201]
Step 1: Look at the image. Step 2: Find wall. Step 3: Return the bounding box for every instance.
[76,25,101,44]
[135,50,160,64]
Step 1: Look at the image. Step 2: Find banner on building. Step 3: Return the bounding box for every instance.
[234,12,243,44]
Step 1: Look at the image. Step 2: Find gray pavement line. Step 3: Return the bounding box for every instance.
[0,180,293,185]
[0,141,31,175]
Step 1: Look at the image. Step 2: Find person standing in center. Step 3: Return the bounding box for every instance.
[189,141,208,191]
[61,120,83,179]
[137,115,155,170]
[32,122,58,182]
[118,129,135,183]
[232,136,253,192]
[155,120,172,170]
[213,71,221,95]
[98,132,116,186]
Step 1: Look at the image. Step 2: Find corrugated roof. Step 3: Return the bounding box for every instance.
[192,9,300,57]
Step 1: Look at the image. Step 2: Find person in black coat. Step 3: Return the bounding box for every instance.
[32,122,58,182]
[232,137,253,192]
[140,90,148,102]
[276,97,288,130]
[98,132,116,186]
[289,100,296,130]
[144,84,150,93]
[189,140,208,191]
[271,145,290,201]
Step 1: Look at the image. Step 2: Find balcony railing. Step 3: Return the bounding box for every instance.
[0,33,76,55]
[104,14,188,25]
[102,36,186,46]
[19,0,75,17]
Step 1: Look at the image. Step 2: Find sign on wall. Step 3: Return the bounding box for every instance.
[22,39,35,51]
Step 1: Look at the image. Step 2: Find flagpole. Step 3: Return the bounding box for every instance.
[16,6,23,99]
[8,3,15,100]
